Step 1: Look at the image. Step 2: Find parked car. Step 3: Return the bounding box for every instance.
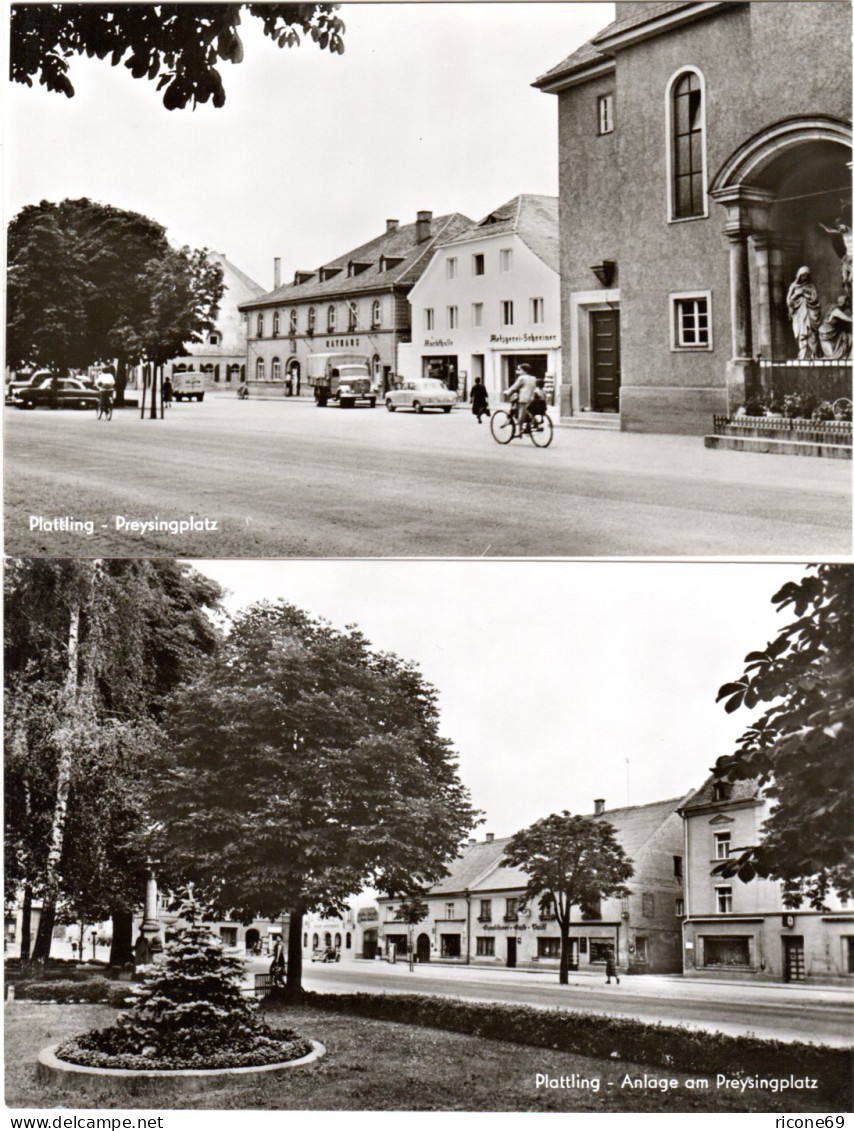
[5,370,53,405]
[310,947,340,963]
[385,378,457,413]
[16,377,100,410]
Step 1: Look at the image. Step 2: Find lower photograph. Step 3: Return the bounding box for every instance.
[4,557,852,1117]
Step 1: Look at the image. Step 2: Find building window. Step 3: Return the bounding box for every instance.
[448,305,458,330]
[425,308,435,331]
[327,304,336,333]
[540,896,555,920]
[476,937,494,957]
[635,936,648,963]
[255,358,265,380]
[714,831,731,860]
[478,899,492,921]
[303,933,308,947]
[445,902,455,919]
[598,93,614,135]
[312,933,319,949]
[271,357,281,380]
[845,937,854,974]
[537,937,561,959]
[371,299,382,328]
[671,293,712,350]
[446,257,458,279]
[289,309,298,334]
[348,301,359,332]
[219,926,237,947]
[642,893,654,918]
[702,935,750,967]
[675,898,685,917]
[531,297,544,324]
[670,69,706,219]
[674,856,683,879]
[346,932,351,948]
[256,313,264,338]
[334,932,342,948]
[272,311,280,336]
[308,307,316,335]
[500,248,513,272]
[473,253,485,276]
[589,938,613,963]
[209,332,220,345]
[440,934,461,958]
[324,932,332,948]
[472,303,483,327]
[505,897,518,920]
[501,300,514,327]
[715,886,733,914]
[713,781,731,802]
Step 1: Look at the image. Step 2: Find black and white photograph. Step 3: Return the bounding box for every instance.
[4,0,852,558]
[3,559,853,1116]
[3,0,853,1126]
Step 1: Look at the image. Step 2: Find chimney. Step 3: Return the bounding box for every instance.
[485,832,494,842]
[594,799,605,815]
[415,210,433,243]
[273,257,281,289]
[467,837,476,846]
[386,219,399,233]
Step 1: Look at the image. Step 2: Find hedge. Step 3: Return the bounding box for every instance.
[13,978,135,1007]
[283,991,852,1105]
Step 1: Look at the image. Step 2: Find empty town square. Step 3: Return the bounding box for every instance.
[5,393,850,558]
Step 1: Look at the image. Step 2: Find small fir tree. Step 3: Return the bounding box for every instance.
[59,922,310,1069]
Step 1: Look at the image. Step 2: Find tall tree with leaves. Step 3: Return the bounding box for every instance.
[11,4,345,109]
[159,602,479,993]
[7,199,223,405]
[714,564,854,905]
[503,813,634,985]
[4,559,223,963]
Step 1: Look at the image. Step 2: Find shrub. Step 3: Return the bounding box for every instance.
[290,992,851,1106]
[812,401,836,422]
[56,924,312,1071]
[14,978,133,1006]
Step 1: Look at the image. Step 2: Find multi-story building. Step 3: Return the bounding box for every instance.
[398,195,561,404]
[534,1,852,433]
[300,897,379,962]
[238,211,473,397]
[376,797,687,974]
[679,776,853,983]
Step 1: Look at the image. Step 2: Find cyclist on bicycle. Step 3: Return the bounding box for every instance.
[504,363,538,433]
[95,369,116,416]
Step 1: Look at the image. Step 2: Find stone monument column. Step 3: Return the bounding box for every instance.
[141,862,164,953]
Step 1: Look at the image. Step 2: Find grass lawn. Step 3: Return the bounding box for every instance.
[5,1000,846,1113]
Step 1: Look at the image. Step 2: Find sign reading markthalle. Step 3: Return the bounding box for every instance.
[490,333,558,345]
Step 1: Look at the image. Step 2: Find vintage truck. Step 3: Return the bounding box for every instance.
[305,353,376,408]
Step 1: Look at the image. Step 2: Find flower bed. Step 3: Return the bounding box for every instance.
[54,1030,312,1072]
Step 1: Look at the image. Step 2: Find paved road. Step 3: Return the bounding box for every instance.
[261,957,854,1047]
[5,394,851,557]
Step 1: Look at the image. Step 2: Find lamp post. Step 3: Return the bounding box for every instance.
[90,930,98,960]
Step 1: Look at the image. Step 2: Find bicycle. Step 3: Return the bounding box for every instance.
[490,398,553,447]
[96,389,114,421]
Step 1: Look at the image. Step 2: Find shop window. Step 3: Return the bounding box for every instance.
[447,305,458,330]
[256,313,264,338]
[255,358,265,380]
[478,899,492,922]
[531,297,544,324]
[845,937,854,974]
[598,93,614,135]
[702,935,750,967]
[500,248,513,272]
[501,300,514,327]
[589,939,613,963]
[715,886,733,914]
[476,937,494,957]
[537,937,561,959]
[425,308,435,331]
[473,253,485,276]
[669,69,706,220]
[219,927,237,947]
[387,933,408,955]
[472,303,483,327]
[671,293,712,350]
[440,934,461,958]
[714,831,731,859]
[446,257,458,279]
[642,893,654,918]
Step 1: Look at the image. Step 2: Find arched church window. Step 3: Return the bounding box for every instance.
[670,69,706,220]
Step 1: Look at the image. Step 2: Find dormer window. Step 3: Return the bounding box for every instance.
[348,260,371,277]
[379,255,404,273]
[712,781,731,802]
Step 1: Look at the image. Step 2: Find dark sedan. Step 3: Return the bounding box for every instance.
[16,377,99,410]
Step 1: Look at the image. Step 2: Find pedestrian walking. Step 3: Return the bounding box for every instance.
[605,949,620,985]
[270,936,286,986]
[162,377,173,407]
[470,377,490,424]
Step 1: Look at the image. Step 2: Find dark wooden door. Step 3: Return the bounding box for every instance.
[783,936,805,982]
[506,937,517,968]
[590,309,621,412]
[416,933,431,963]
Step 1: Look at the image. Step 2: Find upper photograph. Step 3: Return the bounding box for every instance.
[5,1,852,559]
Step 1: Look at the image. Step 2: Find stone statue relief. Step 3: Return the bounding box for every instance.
[819,294,852,359]
[819,219,852,299]
[786,266,822,359]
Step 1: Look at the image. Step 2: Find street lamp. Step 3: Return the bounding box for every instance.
[90,930,98,960]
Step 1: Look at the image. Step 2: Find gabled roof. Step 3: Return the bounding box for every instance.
[441,194,559,274]
[680,774,762,813]
[239,212,474,310]
[427,796,686,896]
[207,251,266,301]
